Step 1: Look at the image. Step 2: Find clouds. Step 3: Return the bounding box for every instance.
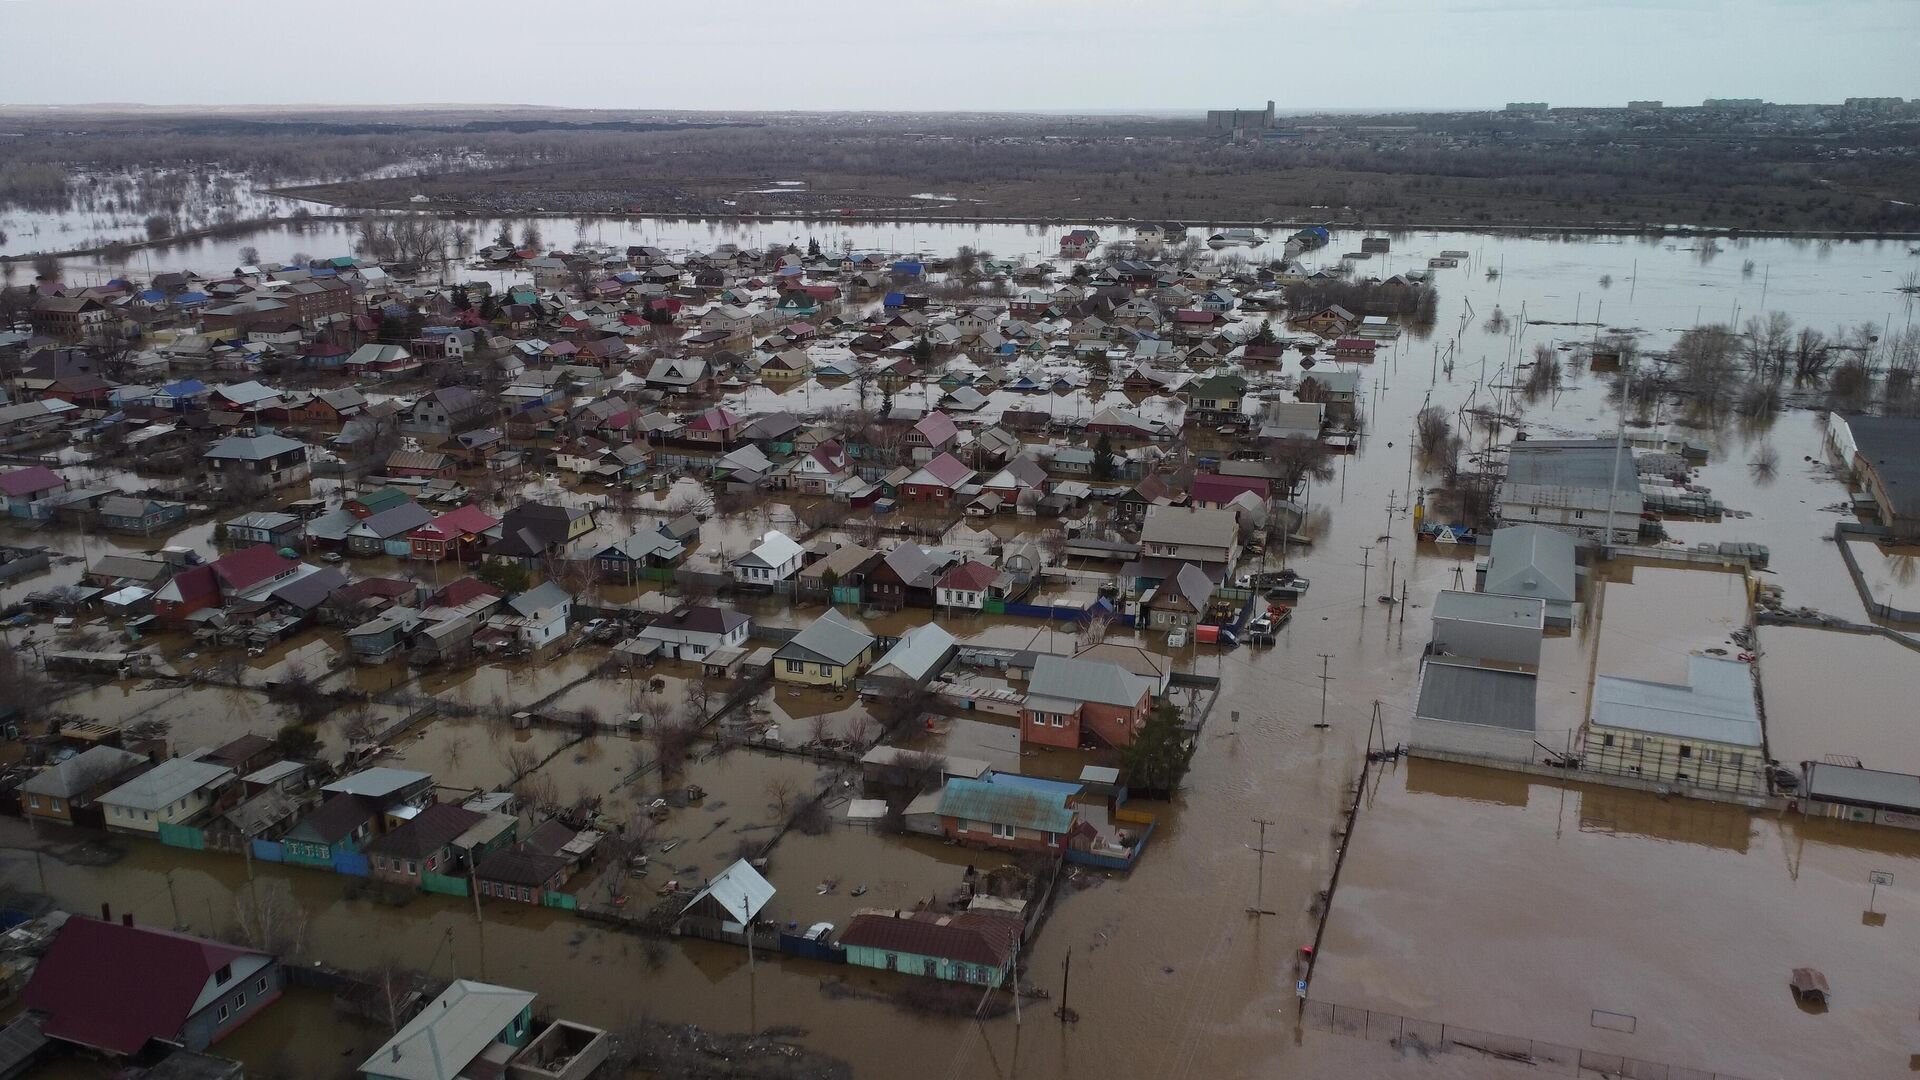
[0,0,1913,111]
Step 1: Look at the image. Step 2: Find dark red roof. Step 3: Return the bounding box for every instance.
[839,911,1020,967]
[23,917,261,1055]
[938,560,999,593]
[412,504,499,541]
[209,544,297,593]
[431,577,500,609]
[1190,473,1270,504]
[162,564,219,605]
[0,465,65,498]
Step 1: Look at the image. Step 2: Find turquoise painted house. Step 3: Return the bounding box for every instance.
[838,909,1022,986]
[280,793,375,868]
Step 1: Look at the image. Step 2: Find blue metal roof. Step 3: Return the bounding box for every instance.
[936,777,1074,834]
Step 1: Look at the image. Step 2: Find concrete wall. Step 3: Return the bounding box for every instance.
[1410,716,1540,764]
[1430,614,1542,669]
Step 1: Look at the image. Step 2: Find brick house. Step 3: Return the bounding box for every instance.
[1019,655,1157,749]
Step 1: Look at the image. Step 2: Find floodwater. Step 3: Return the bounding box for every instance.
[1315,759,1920,1080]
[1759,625,1920,774]
[5,226,1919,1077]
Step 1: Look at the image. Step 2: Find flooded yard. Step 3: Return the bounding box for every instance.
[1315,758,1920,1080]
[1759,625,1920,774]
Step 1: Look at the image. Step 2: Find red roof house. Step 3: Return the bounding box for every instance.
[152,564,221,626]
[1189,473,1271,509]
[22,916,283,1055]
[900,452,976,501]
[209,544,301,597]
[408,504,501,563]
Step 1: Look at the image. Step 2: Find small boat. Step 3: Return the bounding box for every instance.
[1790,968,1830,1005]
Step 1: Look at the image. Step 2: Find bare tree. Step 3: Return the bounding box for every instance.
[230,880,307,957]
[1671,324,1740,421]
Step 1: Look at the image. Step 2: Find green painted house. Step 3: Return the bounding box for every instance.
[838,909,1022,986]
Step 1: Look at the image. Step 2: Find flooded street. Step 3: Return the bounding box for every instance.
[3,224,1917,1078]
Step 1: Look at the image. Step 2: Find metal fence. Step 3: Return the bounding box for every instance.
[1301,1000,1755,1080]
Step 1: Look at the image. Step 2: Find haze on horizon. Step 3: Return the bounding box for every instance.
[1,0,1915,114]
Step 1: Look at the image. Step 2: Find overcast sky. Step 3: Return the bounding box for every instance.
[1,0,1914,113]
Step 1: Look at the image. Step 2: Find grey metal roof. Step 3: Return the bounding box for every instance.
[1590,655,1760,747]
[99,758,233,812]
[680,858,775,924]
[776,608,875,666]
[21,746,148,798]
[203,432,305,461]
[322,767,429,798]
[359,981,537,1080]
[1804,763,1920,812]
[1027,655,1154,709]
[1431,589,1545,629]
[1505,439,1638,490]
[1841,414,1920,522]
[870,623,956,681]
[508,581,571,617]
[1483,524,1578,603]
[1415,661,1538,732]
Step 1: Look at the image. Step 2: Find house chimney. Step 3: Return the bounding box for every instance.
[100,903,111,922]
[123,914,134,927]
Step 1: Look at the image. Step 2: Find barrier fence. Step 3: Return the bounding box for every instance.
[1301,999,1756,1080]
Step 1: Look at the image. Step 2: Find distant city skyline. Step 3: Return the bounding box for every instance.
[1,0,1915,113]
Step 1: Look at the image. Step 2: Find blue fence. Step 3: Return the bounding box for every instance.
[1065,819,1157,871]
[331,851,371,877]
[1004,601,1093,623]
[778,933,847,964]
[251,838,285,863]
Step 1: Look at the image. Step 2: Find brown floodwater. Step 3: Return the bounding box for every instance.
[5,229,1918,1077]
[1759,625,1920,775]
[1315,759,1920,1080]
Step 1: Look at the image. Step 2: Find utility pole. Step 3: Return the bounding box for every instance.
[1055,949,1077,1023]
[1357,545,1373,606]
[1314,654,1334,729]
[164,871,182,930]
[1247,818,1278,916]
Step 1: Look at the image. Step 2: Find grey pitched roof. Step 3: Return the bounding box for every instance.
[204,432,306,461]
[21,746,148,798]
[1482,522,1574,607]
[99,758,234,812]
[775,608,874,666]
[508,581,571,617]
[869,623,956,681]
[1140,507,1238,550]
[1027,654,1154,709]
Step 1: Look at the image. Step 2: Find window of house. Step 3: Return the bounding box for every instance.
[217,1005,229,1023]
[785,659,805,674]
[407,861,419,875]
[1677,745,1692,758]
[257,976,268,993]
[26,796,39,809]
[1602,733,1615,747]
[992,822,1016,839]
[215,964,232,985]
[235,991,246,1009]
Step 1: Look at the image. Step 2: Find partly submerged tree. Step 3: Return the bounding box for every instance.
[1121,701,1195,796]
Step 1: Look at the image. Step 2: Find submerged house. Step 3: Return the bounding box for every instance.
[838,909,1022,987]
[773,608,876,688]
[1585,655,1764,795]
[23,917,284,1056]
